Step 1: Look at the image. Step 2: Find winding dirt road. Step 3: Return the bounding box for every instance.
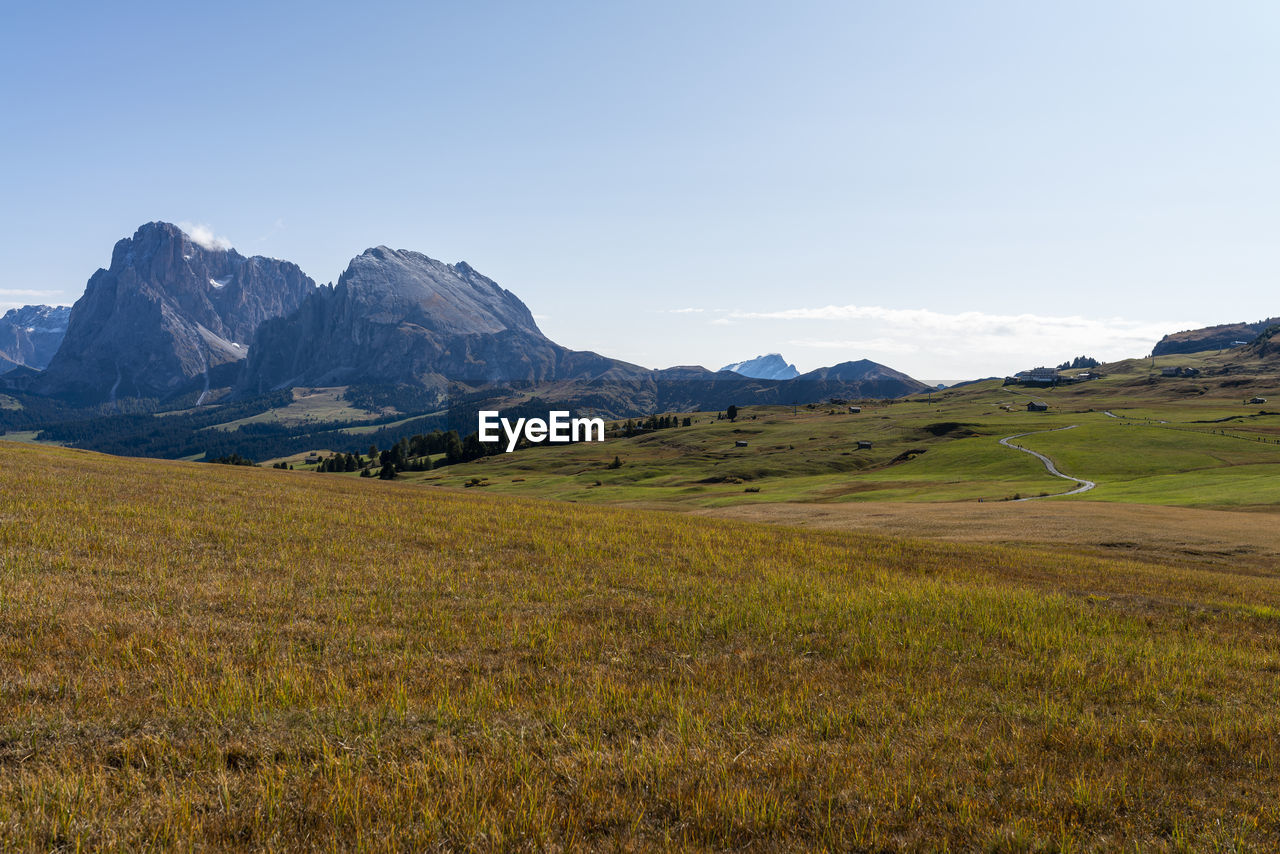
[998,425,1096,499]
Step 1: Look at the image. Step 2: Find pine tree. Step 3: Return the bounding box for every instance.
[444,432,464,464]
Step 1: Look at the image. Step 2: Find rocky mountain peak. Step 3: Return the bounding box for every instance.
[0,304,72,373]
[719,353,801,380]
[238,248,559,397]
[336,247,540,337]
[33,222,315,403]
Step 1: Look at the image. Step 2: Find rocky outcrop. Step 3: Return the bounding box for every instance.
[719,353,800,380]
[0,304,70,373]
[35,222,314,403]
[1152,318,1280,356]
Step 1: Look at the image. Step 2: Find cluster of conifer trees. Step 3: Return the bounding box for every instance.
[1056,355,1101,370]
[207,453,257,466]
[614,414,692,436]
[305,414,694,479]
[305,428,505,480]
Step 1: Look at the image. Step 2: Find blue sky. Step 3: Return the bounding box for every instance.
[3,1,1278,381]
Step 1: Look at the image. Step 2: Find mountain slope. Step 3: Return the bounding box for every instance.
[1241,324,1280,360]
[0,304,70,373]
[1152,317,1280,356]
[34,222,315,403]
[238,246,639,401]
[464,359,930,421]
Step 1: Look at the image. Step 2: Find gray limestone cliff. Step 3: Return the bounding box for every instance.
[36,222,315,402]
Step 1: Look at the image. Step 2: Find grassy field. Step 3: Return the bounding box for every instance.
[705,499,1280,577]
[414,351,1280,511]
[418,403,1280,509]
[2,442,1280,850]
[206,387,391,432]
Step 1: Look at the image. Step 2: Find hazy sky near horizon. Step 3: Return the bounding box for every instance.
[3,1,1278,381]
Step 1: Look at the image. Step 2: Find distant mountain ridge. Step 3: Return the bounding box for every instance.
[1152,317,1280,356]
[0,304,70,374]
[10,222,931,417]
[719,353,800,380]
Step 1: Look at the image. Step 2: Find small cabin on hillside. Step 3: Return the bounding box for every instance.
[735,440,749,447]
[1026,401,1048,412]
[848,406,861,413]
[304,452,321,464]
[1248,397,1267,405]
[856,440,873,450]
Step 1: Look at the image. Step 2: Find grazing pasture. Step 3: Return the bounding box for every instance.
[1,442,1279,850]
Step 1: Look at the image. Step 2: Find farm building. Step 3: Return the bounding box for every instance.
[305,452,321,464]
[1026,402,1048,412]
[735,440,749,447]
[1015,367,1059,384]
[856,440,873,449]
[848,406,861,413]
[1248,397,1267,405]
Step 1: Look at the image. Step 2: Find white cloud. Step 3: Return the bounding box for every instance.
[178,221,233,251]
[789,337,921,355]
[666,307,705,314]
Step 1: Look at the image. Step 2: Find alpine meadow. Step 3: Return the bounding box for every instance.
[7,2,1280,851]
[2,441,1280,851]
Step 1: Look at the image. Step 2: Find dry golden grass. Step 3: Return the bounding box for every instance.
[1,442,1279,850]
[702,500,1280,575]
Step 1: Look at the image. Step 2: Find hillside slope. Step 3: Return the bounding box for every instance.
[1152,316,1280,355]
[1,441,1279,849]
[237,246,634,401]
